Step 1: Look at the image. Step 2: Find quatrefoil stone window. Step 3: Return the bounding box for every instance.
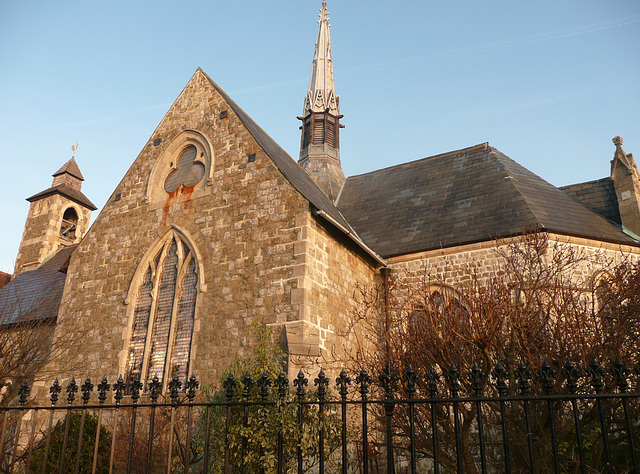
[164,145,206,193]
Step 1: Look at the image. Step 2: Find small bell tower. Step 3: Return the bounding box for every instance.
[14,149,96,276]
[298,1,345,202]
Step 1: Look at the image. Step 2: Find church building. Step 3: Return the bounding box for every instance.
[2,1,640,398]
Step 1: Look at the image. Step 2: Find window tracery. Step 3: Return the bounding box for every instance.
[125,233,198,388]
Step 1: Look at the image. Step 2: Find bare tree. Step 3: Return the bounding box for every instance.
[342,230,640,472]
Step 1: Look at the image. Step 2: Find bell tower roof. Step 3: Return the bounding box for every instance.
[303,1,339,116]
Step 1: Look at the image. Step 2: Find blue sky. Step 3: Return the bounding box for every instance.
[1,1,639,273]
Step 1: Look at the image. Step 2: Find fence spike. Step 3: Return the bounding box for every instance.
[562,360,580,394]
[168,374,182,404]
[336,369,351,399]
[539,359,556,395]
[587,359,605,394]
[403,366,417,398]
[97,377,110,404]
[223,373,236,401]
[186,374,199,403]
[18,381,30,406]
[66,378,78,405]
[148,375,162,403]
[113,375,126,405]
[81,377,93,405]
[276,371,289,399]
[49,379,62,406]
[257,372,271,402]
[356,368,371,399]
[294,370,308,399]
[514,360,532,396]
[446,364,461,397]
[424,365,440,397]
[611,357,630,393]
[469,362,485,397]
[315,369,329,399]
[491,362,508,397]
[241,373,253,398]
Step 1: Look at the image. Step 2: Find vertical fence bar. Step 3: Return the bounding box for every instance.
[425,366,440,474]
[167,375,182,474]
[357,369,371,474]
[446,365,463,473]
[587,360,612,469]
[470,363,487,474]
[127,376,142,473]
[492,363,511,473]
[276,371,289,474]
[515,362,535,474]
[539,361,559,473]
[563,361,586,474]
[612,357,638,472]
[146,376,161,474]
[315,370,329,474]
[294,370,308,474]
[59,378,78,473]
[16,382,32,473]
[257,372,271,474]
[185,375,199,474]
[74,378,94,474]
[110,376,125,474]
[0,409,8,471]
[41,379,61,474]
[241,373,253,474]
[380,363,397,474]
[403,367,417,473]
[222,373,236,474]
[93,377,110,474]
[336,369,351,474]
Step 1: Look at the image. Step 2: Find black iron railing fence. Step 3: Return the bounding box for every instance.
[1,358,639,473]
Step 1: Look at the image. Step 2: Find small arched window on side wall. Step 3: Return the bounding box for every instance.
[60,207,78,241]
[125,232,199,388]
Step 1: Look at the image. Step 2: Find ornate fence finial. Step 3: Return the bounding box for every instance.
[424,365,440,398]
[587,359,605,394]
[611,357,630,393]
[18,381,30,407]
[294,370,308,399]
[539,359,556,395]
[113,376,126,405]
[66,378,78,405]
[168,374,182,404]
[315,369,329,400]
[148,375,162,404]
[491,362,508,397]
[97,377,110,405]
[403,366,417,399]
[562,360,580,394]
[130,375,143,405]
[81,378,93,405]
[223,373,236,401]
[49,379,62,406]
[258,372,271,402]
[446,364,461,398]
[515,361,532,396]
[241,373,253,399]
[469,362,485,397]
[356,368,371,399]
[186,375,199,403]
[336,369,351,400]
[276,371,288,400]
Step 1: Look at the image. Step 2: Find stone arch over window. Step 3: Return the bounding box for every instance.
[123,229,203,388]
[60,207,79,241]
[145,130,214,209]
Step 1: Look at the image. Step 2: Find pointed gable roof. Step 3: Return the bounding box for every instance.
[53,157,84,181]
[337,143,638,258]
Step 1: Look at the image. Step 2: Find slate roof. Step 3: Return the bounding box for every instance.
[0,245,76,326]
[199,70,357,240]
[337,143,638,259]
[53,157,85,181]
[560,178,621,224]
[27,183,97,210]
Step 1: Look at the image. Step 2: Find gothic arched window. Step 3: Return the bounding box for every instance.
[125,233,198,388]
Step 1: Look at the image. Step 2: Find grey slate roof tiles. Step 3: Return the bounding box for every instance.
[0,245,77,326]
[560,178,621,224]
[26,183,97,210]
[337,143,637,258]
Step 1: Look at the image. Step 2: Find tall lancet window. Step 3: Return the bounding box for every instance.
[125,233,198,388]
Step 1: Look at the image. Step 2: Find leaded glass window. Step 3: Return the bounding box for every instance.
[125,234,198,389]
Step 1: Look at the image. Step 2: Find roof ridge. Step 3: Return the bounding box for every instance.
[346,142,490,180]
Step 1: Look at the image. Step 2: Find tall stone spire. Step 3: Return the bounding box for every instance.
[298,0,345,202]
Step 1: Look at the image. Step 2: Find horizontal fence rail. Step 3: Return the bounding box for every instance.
[1,358,639,473]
